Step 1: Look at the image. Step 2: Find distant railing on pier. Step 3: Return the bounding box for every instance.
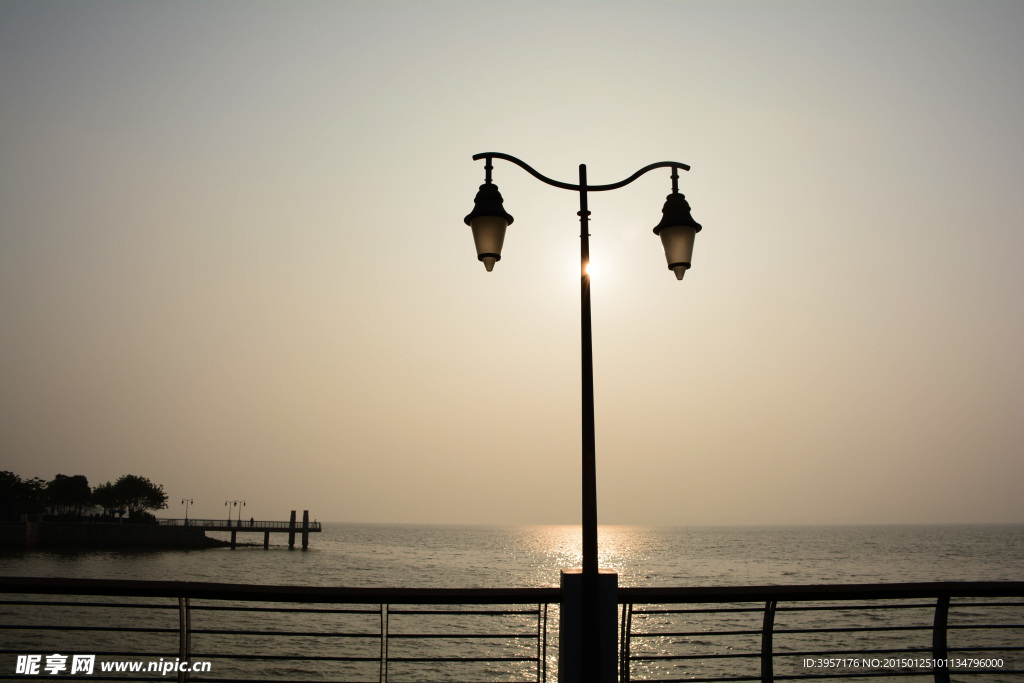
[158,519,323,532]
[1,577,1021,683]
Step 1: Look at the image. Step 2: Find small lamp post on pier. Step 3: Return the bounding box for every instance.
[463,153,703,682]
[225,500,246,527]
[181,498,194,525]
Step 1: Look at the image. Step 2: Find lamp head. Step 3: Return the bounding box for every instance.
[464,183,513,272]
[653,192,702,280]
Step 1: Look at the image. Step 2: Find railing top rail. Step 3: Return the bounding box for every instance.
[157,518,322,529]
[5,577,1023,605]
[0,577,561,604]
[619,581,1024,603]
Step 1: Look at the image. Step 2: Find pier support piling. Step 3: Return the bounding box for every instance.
[230,531,236,549]
[288,511,296,549]
[263,531,269,549]
[302,511,309,549]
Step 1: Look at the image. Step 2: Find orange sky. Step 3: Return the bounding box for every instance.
[2,1,1022,525]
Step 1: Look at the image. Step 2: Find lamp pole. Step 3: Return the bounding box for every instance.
[225,500,246,527]
[181,498,193,525]
[464,153,702,680]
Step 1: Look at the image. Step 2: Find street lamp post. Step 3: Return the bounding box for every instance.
[464,153,702,681]
[225,500,246,527]
[181,498,194,525]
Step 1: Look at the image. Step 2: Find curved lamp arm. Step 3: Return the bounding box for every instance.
[472,152,690,192]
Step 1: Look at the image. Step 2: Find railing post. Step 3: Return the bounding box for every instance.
[620,603,633,683]
[933,596,950,683]
[536,603,543,683]
[177,596,191,683]
[380,603,388,683]
[761,600,777,683]
[541,603,548,683]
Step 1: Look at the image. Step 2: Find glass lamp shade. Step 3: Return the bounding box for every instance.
[659,225,697,280]
[652,192,702,280]
[464,182,514,272]
[470,215,507,272]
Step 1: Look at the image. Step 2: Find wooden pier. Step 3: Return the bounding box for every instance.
[158,510,320,549]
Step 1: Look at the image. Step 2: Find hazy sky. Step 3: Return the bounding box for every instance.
[2,1,1022,526]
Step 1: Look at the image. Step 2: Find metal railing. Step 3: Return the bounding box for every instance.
[2,578,1021,683]
[0,577,557,683]
[619,583,1024,683]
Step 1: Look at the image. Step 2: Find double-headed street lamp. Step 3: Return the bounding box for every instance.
[225,500,246,527]
[464,153,702,681]
[181,498,194,525]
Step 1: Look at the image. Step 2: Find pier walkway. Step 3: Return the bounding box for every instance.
[158,510,320,548]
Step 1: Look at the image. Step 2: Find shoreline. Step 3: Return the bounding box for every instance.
[0,521,223,549]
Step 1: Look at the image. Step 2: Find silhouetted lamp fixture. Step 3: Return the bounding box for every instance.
[653,179,703,280]
[463,159,514,272]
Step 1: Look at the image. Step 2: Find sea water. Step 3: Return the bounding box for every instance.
[4,524,1022,587]
[1,524,1021,681]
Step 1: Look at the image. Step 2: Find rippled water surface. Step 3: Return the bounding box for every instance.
[2,523,1022,587]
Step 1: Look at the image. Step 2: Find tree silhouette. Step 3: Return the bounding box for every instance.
[0,471,46,519]
[91,481,121,517]
[46,474,91,517]
[5,470,170,522]
[111,475,168,518]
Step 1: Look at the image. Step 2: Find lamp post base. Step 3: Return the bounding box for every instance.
[558,568,618,683]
